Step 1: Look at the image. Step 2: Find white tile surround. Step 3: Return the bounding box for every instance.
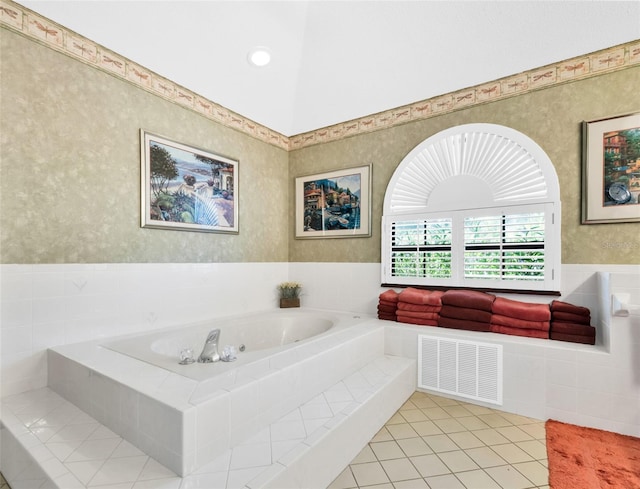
[1,262,639,486]
[46,313,389,476]
[1,354,415,488]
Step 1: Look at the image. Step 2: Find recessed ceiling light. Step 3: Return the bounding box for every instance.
[247,46,271,67]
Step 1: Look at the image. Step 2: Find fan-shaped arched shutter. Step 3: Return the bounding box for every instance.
[382,123,561,292]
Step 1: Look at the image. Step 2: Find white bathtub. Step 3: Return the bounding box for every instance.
[49,308,386,476]
[104,309,343,381]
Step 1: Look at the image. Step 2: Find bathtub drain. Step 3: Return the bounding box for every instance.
[239,344,246,352]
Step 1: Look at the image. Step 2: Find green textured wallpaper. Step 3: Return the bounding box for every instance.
[289,67,640,265]
[2,28,639,266]
[0,30,289,264]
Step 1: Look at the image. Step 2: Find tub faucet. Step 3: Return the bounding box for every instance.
[198,329,221,363]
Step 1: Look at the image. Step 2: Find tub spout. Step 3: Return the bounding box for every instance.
[198,329,221,363]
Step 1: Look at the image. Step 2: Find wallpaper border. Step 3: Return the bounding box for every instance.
[1,0,639,151]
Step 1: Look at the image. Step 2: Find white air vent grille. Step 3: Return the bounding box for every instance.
[418,335,503,405]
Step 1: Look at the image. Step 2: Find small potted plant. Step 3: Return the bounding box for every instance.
[278,281,302,308]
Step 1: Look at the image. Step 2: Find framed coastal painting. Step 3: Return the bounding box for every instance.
[582,112,640,224]
[295,164,372,238]
[141,130,239,233]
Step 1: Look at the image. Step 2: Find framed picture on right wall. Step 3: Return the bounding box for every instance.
[582,112,640,224]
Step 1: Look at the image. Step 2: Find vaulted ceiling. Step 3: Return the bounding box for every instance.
[20,1,640,136]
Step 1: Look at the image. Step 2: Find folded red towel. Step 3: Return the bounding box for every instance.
[438,316,491,332]
[440,305,492,323]
[550,300,590,317]
[396,310,439,320]
[491,313,550,331]
[397,302,442,313]
[378,313,397,321]
[398,288,444,306]
[550,311,591,325]
[492,297,551,321]
[377,304,397,314]
[379,289,399,303]
[550,321,595,337]
[550,332,595,345]
[379,299,398,308]
[441,289,495,311]
[397,316,438,326]
[490,324,549,339]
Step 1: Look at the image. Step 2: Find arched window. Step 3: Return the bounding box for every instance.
[381,123,561,293]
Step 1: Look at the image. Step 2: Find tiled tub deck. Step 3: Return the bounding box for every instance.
[1,311,415,488]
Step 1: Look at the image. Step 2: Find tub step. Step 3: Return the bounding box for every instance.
[0,355,415,488]
[246,354,416,489]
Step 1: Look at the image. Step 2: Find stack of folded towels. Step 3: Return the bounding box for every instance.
[438,289,495,332]
[396,287,443,326]
[549,300,596,345]
[490,297,551,339]
[377,289,399,321]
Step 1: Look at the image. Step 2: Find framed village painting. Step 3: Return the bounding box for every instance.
[582,112,640,224]
[295,164,371,239]
[141,130,238,233]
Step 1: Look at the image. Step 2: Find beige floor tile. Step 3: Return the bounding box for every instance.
[380,458,421,482]
[386,423,419,440]
[410,420,444,436]
[422,434,459,453]
[371,427,394,443]
[334,392,549,489]
[433,418,467,434]
[484,465,537,489]
[424,473,466,489]
[464,446,508,468]
[491,443,535,464]
[410,454,451,478]
[518,422,547,440]
[400,409,429,423]
[456,416,490,431]
[496,425,534,442]
[513,460,549,486]
[350,462,391,487]
[432,397,461,407]
[437,450,480,472]
[447,431,485,449]
[441,405,474,418]
[422,407,452,420]
[411,397,439,410]
[471,428,510,446]
[397,437,433,457]
[400,400,419,411]
[386,413,407,425]
[455,469,502,489]
[463,404,495,415]
[370,441,405,461]
[327,467,357,489]
[476,413,513,428]
[410,392,429,400]
[352,444,377,464]
[498,412,540,426]
[393,478,430,489]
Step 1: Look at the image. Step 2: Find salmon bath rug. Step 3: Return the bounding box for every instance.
[546,419,640,489]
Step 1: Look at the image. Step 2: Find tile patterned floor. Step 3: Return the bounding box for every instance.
[1,390,549,488]
[329,391,549,489]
